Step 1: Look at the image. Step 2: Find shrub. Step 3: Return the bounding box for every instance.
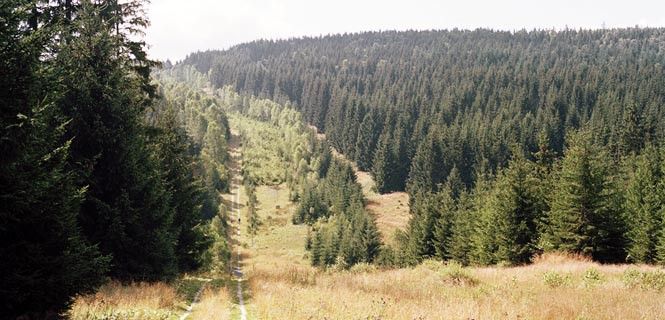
[623,269,665,291]
[440,261,478,286]
[582,268,603,287]
[349,262,378,274]
[542,271,572,288]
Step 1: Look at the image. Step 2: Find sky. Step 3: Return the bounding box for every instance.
[145,0,665,62]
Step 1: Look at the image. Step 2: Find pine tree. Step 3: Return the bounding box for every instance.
[486,151,541,265]
[372,131,396,193]
[1,3,109,315]
[541,131,626,262]
[354,110,379,171]
[56,1,177,280]
[624,145,663,263]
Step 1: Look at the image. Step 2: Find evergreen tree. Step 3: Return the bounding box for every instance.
[541,131,626,262]
[433,182,459,260]
[310,229,324,266]
[624,145,663,263]
[372,131,396,193]
[1,3,109,316]
[56,1,177,280]
[293,183,328,224]
[406,132,442,198]
[486,151,541,265]
[151,108,212,272]
[354,110,379,171]
[402,194,440,264]
[446,192,475,265]
[357,213,382,263]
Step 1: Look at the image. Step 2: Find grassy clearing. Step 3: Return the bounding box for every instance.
[241,179,665,319]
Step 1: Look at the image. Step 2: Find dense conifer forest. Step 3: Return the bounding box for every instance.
[3,0,665,317]
[179,29,665,267]
[183,29,665,189]
[1,1,230,317]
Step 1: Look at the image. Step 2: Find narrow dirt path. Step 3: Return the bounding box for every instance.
[227,130,248,320]
[234,184,247,320]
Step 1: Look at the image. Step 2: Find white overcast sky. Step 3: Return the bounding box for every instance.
[145,0,665,62]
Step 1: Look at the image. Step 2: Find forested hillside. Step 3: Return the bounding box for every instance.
[183,29,665,191]
[4,1,665,316]
[177,29,665,267]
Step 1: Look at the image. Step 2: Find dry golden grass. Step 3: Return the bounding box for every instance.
[69,281,181,319]
[356,168,410,244]
[241,182,665,320]
[246,253,665,319]
[189,288,233,320]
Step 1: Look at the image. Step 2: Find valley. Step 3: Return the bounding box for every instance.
[4,3,665,318]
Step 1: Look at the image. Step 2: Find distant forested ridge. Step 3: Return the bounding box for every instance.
[182,29,665,191]
[178,29,665,266]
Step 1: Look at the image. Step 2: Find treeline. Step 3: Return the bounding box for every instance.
[392,131,665,266]
[1,1,227,318]
[152,70,234,273]
[212,85,382,268]
[181,29,665,194]
[154,68,233,216]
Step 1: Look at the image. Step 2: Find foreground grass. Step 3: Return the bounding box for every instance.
[69,277,234,320]
[188,287,233,320]
[243,183,665,320]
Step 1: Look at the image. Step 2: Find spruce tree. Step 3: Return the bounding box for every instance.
[624,146,663,262]
[372,131,396,193]
[152,108,212,272]
[486,152,541,265]
[56,1,177,280]
[406,133,439,198]
[433,182,459,260]
[1,3,109,315]
[446,192,475,265]
[403,194,440,264]
[541,131,626,262]
[354,110,379,171]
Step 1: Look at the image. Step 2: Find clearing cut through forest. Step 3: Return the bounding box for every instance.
[224,129,249,320]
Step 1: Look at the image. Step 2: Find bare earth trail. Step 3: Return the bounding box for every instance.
[226,130,248,320]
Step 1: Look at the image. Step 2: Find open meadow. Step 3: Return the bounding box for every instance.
[241,183,665,320]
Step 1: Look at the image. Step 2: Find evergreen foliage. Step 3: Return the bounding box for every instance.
[541,131,626,262]
[624,145,663,263]
[181,29,665,193]
[1,1,229,316]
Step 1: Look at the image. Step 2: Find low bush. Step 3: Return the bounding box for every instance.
[623,269,665,291]
[581,268,603,287]
[542,271,572,288]
[439,261,478,286]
